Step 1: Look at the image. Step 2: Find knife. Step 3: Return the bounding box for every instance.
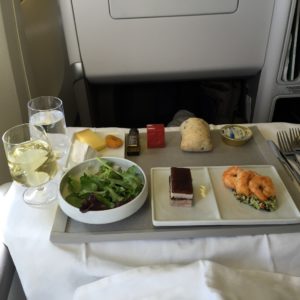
[267,140,300,184]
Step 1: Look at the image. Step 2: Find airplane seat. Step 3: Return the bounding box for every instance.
[0,182,26,300]
[57,0,280,126]
[0,242,15,300]
[253,0,300,123]
[0,181,26,300]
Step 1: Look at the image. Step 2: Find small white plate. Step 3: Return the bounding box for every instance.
[86,129,125,159]
[67,128,125,169]
[151,165,300,227]
[151,167,220,226]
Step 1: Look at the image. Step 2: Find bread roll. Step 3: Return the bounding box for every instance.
[180,118,213,152]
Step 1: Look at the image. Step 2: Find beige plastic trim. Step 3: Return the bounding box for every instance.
[109,0,238,19]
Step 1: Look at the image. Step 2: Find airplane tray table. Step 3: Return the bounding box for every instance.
[50,127,300,243]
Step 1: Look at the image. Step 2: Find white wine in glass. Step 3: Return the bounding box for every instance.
[2,123,58,206]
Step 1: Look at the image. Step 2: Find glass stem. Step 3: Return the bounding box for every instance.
[37,185,45,192]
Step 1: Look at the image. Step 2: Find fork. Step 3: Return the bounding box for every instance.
[277,131,300,166]
[289,128,300,151]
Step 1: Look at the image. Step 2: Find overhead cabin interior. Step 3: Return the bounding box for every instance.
[58,0,300,126]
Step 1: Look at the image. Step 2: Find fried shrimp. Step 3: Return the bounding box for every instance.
[248,175,276,201]
[235,170,256,196]
[222,166,242,190]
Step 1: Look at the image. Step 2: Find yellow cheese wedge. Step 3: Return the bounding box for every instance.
[75,129,106,151]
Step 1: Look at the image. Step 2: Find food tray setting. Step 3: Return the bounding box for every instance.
[151,165,300,227]
[50,128,300,243]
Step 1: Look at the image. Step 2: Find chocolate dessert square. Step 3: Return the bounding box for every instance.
[169,167,193,207]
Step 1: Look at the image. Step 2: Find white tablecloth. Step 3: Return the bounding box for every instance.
[1,123,300,299]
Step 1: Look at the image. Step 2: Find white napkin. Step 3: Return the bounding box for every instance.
[73,260,300,300]
[69,140,89,166]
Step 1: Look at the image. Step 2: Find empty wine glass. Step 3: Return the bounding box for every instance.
[27,96,70,168]
[2,123,58,206]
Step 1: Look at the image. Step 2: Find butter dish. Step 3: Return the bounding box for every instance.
[221,125,252,146]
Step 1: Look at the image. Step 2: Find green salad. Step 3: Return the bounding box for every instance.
[65,158,144,212]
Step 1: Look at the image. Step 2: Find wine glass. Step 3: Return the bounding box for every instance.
[27,96,70,168]
[2,123,58,206]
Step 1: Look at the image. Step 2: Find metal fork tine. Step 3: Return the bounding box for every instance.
[290,128,295,142]
[277,132,286,153]
[290,128,298,142]
[277,131,292,154]
[281,131,288,152]
[295,128,298,138]
[277,130,300,169]
[289,128,300,150]
[283,131,293,152]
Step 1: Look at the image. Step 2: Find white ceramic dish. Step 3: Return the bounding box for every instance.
[151,165,300,226]
[59,157,148,224]
[67,128,125,169]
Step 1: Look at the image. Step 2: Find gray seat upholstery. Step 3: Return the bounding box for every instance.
[0,243,15,299]
[0,182,24,300]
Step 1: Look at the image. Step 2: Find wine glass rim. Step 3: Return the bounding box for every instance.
[27,96,63,112]
[2,123,47,145]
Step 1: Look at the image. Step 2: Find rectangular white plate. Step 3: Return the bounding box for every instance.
[66,128,125,169]
[151,165,300,226]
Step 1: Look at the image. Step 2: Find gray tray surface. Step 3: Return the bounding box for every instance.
[50,127,300,243]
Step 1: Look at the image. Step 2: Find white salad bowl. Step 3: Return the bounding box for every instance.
[58,157,148,224]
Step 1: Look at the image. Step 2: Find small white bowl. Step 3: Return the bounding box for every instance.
[58,157,148,224]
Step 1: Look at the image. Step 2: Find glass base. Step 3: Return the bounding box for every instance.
[23,182,57,206]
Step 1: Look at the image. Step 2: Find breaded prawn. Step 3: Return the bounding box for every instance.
[235,170,256,196]
[248,175,276,201]
[222,166,242,190]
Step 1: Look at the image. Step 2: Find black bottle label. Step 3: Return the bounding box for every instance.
[127,128,140,156]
